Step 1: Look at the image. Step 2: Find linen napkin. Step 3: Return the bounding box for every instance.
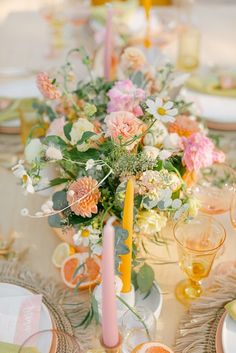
[0,294,42,345]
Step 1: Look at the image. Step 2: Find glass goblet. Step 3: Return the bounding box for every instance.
[174,214,226,306]
[18,329,81,353]
[192,163,236,215]
[120,306,156,353]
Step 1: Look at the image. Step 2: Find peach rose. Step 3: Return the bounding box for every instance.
[121,47,146,72]
[105,111,144,150]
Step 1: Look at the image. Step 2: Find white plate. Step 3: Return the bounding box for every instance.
[0,283,53,352]
[181,88,236,126]
[0,77,41,99]
[222,313,236,353]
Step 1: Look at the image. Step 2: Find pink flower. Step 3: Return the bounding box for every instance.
[47,117,66,140]
[181,132,226,172]
[105,111,144,150]
[36,72,61,100]
[107,80,145,117]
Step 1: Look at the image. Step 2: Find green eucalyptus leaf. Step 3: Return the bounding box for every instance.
[131,71,145,88]
[131,270,138,291]
[52,190,68,210]
[92,295,99,324]
[43,135,67,149]
[48,214,62,228]
[63,122,73,141]
[67,148,100,162]
[137,264,154,293]
[77,131,97,145]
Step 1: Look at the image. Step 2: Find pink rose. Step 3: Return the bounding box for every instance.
[47,117,66,140]
[107,80,145,117]
[181,133,226,172]
[105,111,144,150]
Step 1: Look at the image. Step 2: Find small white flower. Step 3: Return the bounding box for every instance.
[12,163,35,194]
[96,165,103,171]
[159,149,172,160]
[73,226,101,248]
[143,121,168,147]
[68,190,75,197]
[86,159,95,171]
[21,208,29,216]
[24,138,43,163]
[45,146,63,160]
[163,133,181,150]
[143,146,160,160]
[41,200,53,214]
[146,98,177,123]
[35,211,44,217]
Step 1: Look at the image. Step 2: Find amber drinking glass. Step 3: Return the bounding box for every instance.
[174,215,226,306]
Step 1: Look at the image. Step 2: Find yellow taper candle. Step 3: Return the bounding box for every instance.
[120,179,134,293]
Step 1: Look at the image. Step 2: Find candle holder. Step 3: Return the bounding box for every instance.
[119,285,135,308]
[100,333,123,353]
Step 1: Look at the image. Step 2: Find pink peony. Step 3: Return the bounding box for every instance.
[47,117,66,140]
[107,80,145,117]
[105,111,144,150]
[181,132,226,172]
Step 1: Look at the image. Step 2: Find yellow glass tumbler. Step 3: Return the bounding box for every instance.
[177,26,201,71]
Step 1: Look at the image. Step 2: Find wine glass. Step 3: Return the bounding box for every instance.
[18,329,81,353]
[192,163,236,215]
[120,306,156,353]
[174,214,226,306]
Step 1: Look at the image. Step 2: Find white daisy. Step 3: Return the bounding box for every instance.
[146,98,177,123]
[73,226,101,249]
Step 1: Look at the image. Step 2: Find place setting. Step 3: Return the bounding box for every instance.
[0,0,236,352]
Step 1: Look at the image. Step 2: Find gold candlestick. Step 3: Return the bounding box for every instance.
[100,334,122,353]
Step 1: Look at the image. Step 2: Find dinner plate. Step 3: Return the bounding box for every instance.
[0,283,53,352]
[222,313,236,353]
[181,88,236,130]
[215,312,226,353]
[0,77,40,99]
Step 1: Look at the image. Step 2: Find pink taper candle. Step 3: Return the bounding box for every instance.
[102,217,119,348]
[104,4,113,81]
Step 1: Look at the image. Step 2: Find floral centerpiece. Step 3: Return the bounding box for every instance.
[13,47,225,296]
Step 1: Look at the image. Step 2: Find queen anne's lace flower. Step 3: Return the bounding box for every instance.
[67,176,100,217]
[36,72,61,100]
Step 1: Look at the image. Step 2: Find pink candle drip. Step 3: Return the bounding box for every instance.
[102,217,119,347]
[104,4,113,81]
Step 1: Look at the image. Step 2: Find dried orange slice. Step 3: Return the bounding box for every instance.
[52,242,75,269]
[61,253,101,290]
[132,342,174,353]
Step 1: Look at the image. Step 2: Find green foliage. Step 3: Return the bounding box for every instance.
[52,190,68,210]
[43,135,67,149]
[63,122,72,141]
[66,148,100,162]
[114,226,129,273]
[49,178,68,187]
[77,131,97,145]
[48,214,62,228]
[137,264,154,293]
[32,101,57,121]
[131,71,145,88]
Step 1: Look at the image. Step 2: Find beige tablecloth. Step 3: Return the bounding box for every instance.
[1,2,236,350]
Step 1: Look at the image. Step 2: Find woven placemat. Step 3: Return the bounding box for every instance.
[175,268,236,353]
[0,260,95,350]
